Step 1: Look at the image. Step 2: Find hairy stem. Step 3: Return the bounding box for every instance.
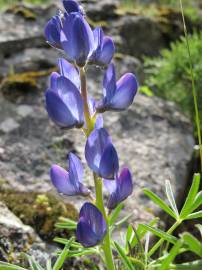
[179,0,202,171]
[148,220,182,258]
[94,173,116,270]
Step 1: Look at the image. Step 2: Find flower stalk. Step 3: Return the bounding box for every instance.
[94,173,116,270]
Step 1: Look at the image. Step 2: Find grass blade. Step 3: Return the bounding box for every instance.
[143,188,177,219]
[114,242,135,270]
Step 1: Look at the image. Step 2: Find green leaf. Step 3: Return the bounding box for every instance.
[23,255,44,270]
[182,233,202,257]
[180,173,200,219]
[46,259,52,270]
[55,218,77,229]
[109,203,124,226]
[195,224,202,237]
[0,262,28,270]
[143,188,177,219]
[54,237,82,248]
[191,191,202,212]
[130,218,159,248]
[186,210,202,220]
[157,241,183,270]
[139,224,177,244]
[115,214,132,227]
[53,237,74,270]
[125,224,134,249]
[173,260,202,270]
[114,242,135,270]
[165,180,179,217]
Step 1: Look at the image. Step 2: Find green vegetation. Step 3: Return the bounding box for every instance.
[144,32,202,131]
[0,0,51,10]
[119,0,201,22]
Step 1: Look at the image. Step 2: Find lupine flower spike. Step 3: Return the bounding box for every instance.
[96,63,138,112]
[76,202,107,247]
[104,168,133,209]
[85,128,119,179]
[50,153,90,196]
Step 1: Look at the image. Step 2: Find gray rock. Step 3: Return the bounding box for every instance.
[0,202,45,263]
[118,16,166,57]
[0,118,19,133]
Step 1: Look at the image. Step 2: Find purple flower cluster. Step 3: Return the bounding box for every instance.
[44,0,138,248]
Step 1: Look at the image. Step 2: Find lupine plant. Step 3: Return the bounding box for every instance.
[0,1,202,270]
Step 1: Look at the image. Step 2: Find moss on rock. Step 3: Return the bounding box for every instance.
[6,4,36,20]
[0,186,78,241]
[0,69,55,101]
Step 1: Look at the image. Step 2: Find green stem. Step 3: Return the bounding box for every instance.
[94,173,116,270]
[179,0,202,172]
[148,220,182,258]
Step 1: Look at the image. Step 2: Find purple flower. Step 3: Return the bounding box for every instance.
[63,0,84,14]
[104,168,133,209]
[44,14,62,48]
[85,128,119,179]
[57,58,80,88]
[76,202,107,247]
[45,73,84,128]
[89,27,115,67]
[50,153,90,196]
[96,63,138,112]
[61,13,95,66]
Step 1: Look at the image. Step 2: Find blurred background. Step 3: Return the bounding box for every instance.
[0,0,201,268]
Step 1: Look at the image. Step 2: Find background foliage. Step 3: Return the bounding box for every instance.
[144,32,202,130]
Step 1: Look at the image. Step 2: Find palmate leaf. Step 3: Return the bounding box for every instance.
[114,242,135,270]
[180,173,200,219]
[55,217,77,230]
[139,224,177,244]
[173,260,202,270]
[195,224,202,237]
[0,262,28,270]
[143,188,177,219]
[165,180,179,218]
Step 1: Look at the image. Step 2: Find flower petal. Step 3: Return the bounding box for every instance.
[63,0,81,13]
[110,73,138,110]
[50,164,77,195]
[103,63,116,99]
[68,153,83,184]
[45,90,79,128]
[85,128,111,174]
[58,58,80,88]
[99,143,119,179]
[79,203,107,239]
[44,16,61,46]
[98,36,115,65]
[107,168,133,209]
[61,13,94,66]
[76,219,100,247]
[57,76,84,125]
[50,72,60,90]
